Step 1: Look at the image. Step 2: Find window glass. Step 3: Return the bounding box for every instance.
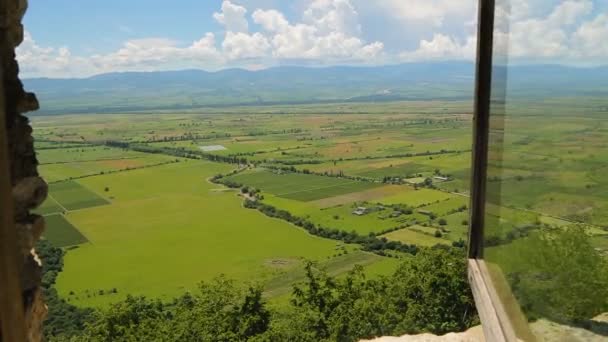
[484,0,608,339]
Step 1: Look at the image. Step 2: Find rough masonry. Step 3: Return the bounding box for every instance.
[1,0,47,341]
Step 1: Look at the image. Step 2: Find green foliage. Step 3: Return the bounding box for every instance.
[507,227,608,323]
[76,278,270,342]
[244,199,419,255]
[259,247,477,341]
[37,240,94,340]
[49,248,476,342]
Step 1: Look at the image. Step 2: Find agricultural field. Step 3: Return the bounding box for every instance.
[224,169,382,201]
[35,144,180,183]
[45,180,110,211]
[46,161,392,307]
[43,214,89,247]
[29,98,608,311]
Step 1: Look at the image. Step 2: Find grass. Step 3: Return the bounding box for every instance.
[38,154,175,183]
[48,180,110,211]
[382,227,450,247]
[34,196,64,216]
[43,214,89,247]
[264,194,423,235]
[377,188,455,207]
[356,162,433,179]
[55,162,376,307]
[264,250,392,297]
[226,169,381,201]
[418,196,468,216]
[32,101,608,312]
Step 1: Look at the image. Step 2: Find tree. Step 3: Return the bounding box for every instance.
[507,226,608,323]
[104,187,109,192]
[438,218,447,226]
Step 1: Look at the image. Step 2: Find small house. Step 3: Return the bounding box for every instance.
[352,207,368,216]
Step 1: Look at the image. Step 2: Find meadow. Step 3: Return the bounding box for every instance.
[54,161,364,307]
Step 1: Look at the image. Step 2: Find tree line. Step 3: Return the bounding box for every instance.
[242,199,419,256]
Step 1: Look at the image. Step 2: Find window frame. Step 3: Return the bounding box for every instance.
[467,1,523,340]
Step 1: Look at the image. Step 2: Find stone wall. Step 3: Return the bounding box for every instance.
[1,0,47,341]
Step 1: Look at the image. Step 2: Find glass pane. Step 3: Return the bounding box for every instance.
[484,0,608,340]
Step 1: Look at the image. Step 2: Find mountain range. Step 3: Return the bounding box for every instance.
[23,62,608,115]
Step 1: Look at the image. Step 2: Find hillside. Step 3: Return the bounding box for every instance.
[23,62,608,114]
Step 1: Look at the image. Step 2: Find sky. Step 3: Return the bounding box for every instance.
[17,0,608,78]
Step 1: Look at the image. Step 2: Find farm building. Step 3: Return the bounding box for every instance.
[433,176,449,181]
[352,207,368,216]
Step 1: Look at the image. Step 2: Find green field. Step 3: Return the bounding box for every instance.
[35,196,64,215]
[30,98,608,315]
[55,161,392,307]
[382,228,451,247]
[43,214,89,247]
[47,180,110,211]
[225,169,381,201]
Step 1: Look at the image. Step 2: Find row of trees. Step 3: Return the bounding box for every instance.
[104,141,249,165]
[264,165,376,183]
[243,199,419,255]
[37,241,95,338]
[47,159,181,185]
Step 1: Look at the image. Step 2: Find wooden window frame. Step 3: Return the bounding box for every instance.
[467,1,521,341]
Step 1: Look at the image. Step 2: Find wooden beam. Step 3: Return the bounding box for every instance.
[468,259,519,342]
[468,0,496,259]
[0,55,27,341]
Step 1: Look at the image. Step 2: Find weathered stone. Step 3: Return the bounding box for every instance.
[20,253,41,293]
[15,215,45,256]
[24,288,46,342]
[360,326,485,342]
[12,176,47,213]
[17,92,39,113]
[1,0,47,340]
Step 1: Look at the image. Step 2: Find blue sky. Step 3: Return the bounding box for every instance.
[18,0,608,77]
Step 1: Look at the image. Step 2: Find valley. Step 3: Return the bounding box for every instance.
[31,99,608,309]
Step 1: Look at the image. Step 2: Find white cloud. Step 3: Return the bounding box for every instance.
[376,0,476,27]
[213,1,249,33]
[252,0,383,62]
[17,31,88,77]
[572,13,608,59]
[400,34,476,61]
[222,31,270,60]
[400,0,607,65]
[252,9,289,32]
[17,31,223,77]
[15,0,608,77]
[303,0,361,36]
[502,0,595,60]
[89,34,222,72]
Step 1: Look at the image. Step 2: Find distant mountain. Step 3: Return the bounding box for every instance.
[23,62,608,115]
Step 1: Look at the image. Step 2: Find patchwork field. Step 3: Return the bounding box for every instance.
[43,214,89,247]
[30,98,608,315]
[52,161,390,307]
[46,180,110,211]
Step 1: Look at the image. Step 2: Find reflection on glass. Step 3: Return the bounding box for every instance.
[484,0,608,340]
